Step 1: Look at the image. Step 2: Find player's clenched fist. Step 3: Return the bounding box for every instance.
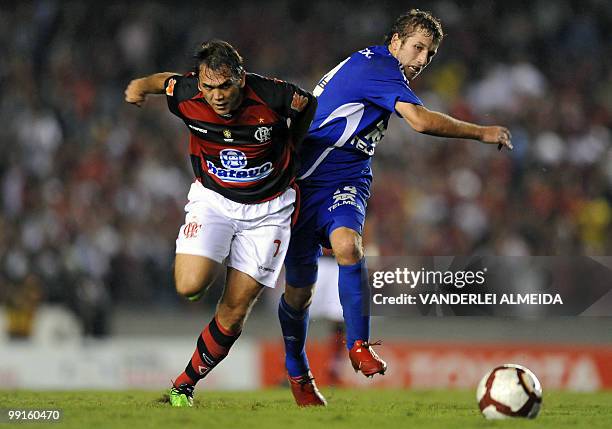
[124,79,146,106]
[481,126,513,151]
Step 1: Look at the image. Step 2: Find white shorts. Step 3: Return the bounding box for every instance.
[176,181,296,288]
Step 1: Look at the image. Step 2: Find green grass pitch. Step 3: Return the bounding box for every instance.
[1,389,611,429]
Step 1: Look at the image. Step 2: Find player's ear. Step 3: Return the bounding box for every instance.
[389,33,402,52]
[238,70,246,88]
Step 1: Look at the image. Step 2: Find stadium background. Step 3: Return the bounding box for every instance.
[1,0,611,391]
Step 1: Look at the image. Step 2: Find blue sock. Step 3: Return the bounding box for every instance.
[338,258,370,349]
[278,294,310,377]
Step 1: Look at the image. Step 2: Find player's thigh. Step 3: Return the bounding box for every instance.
[227,207,293,289]
[322,184,368,235]
[322,183,368,264]
[174,201,234,294]
[284,195,324,289]
[284,232,322,290]
[283,225,320,308]
[175,209,234,262]
[174,254,223,296]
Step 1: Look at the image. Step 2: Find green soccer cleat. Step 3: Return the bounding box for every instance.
[187,290,204,302]
[168,383,194,407]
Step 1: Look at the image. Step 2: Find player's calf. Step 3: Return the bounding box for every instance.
[283,284,316,310]
[171,315,242,399]
[216,301,252,334]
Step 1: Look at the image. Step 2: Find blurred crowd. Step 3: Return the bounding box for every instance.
[1,0,610,336]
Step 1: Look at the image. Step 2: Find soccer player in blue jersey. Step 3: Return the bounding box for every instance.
[279,9,513,406]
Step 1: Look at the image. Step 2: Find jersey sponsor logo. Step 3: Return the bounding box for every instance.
[348,119,387,156]
[332,186,357,204]
[328,186,362,212]
[166,78,176,96]
[220,149,248,169]
[208,149,274,183]
[206,160,273,183]
[254,126,272,143]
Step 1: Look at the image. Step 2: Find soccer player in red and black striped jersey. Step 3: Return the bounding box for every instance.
[125,40,319,407]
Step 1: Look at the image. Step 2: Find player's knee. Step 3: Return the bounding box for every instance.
[331,231,363,265]
[174,271,210,298]
[284,285,315,310]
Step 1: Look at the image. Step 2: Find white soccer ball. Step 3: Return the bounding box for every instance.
[476,364,542,419]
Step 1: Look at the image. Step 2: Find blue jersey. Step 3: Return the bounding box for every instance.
[297,45,423,188]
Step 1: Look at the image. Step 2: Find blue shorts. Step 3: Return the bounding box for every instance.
[284,182,370,287]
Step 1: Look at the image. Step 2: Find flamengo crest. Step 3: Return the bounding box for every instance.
[254,126,272,143]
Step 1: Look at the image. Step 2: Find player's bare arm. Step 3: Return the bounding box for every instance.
[395,101,513,150]
[124,72,178,106]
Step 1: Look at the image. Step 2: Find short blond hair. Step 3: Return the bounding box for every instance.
[384,9,444,46]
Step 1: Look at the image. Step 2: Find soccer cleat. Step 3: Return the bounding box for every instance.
[186,290,204,302]
[288,371,327,407]
[349,340,387,377]
[168,383,194,407]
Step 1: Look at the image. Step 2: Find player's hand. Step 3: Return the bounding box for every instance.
[124,79,147,107]
[290,92,309,113]
[481,126,513,151]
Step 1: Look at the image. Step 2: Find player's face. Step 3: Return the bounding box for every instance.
[198,65,245,115]
[389,28,438,81]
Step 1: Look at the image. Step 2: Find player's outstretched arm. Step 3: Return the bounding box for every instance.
[396,101,513,151]
[124,72,179,106]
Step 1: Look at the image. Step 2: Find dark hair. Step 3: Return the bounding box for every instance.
[193,39,244,80]
[383,9,444,46]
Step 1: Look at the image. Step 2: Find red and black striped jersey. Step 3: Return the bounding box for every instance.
[165,72,312,204]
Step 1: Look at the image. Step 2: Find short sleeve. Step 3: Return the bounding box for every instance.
[246,74,314,120]
[165,74,199,117]
[361,62,423,116]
